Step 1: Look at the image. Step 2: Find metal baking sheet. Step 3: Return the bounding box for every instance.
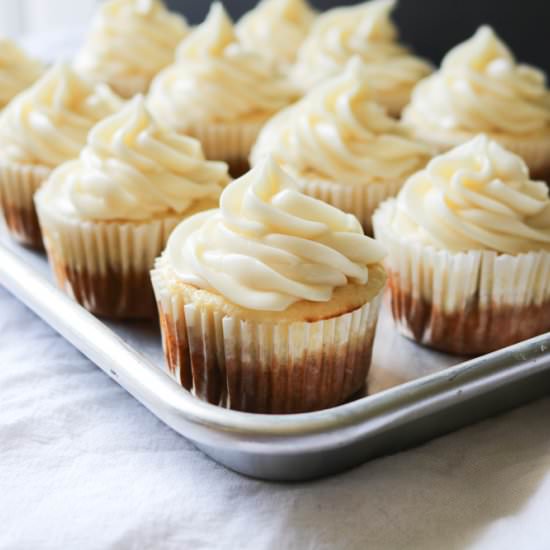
[1,231,549,481]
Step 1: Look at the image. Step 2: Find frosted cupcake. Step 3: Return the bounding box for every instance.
[403,26,550,179]
[0,64,122,248]
[373,135,550,355]
[236,0,316,69]
[251,58,432,233]
[148,3,298,175]
[75,0,188,98]
[0,38,43,110]
[35,96,229,319]
[152,158,387,413]
[292,0,432,116]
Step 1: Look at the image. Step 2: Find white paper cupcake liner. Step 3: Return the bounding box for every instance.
[0,161,51,248]
[151,257,384,414]
[373,200,550,354]
[297,177,404,234]
[36,203,181,319]
[185,120,266,172]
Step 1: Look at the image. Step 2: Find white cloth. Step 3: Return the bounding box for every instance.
[2,285,550,550]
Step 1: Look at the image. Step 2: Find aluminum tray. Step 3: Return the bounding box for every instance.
[1,233,550,481]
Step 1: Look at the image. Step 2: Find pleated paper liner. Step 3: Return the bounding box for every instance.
[36,204,181,319]
[296,176,404,235]
[152,257,385,414]
[405,125,550,181]
[184,119,267,177]
[0,161,51,249]
[373,200,550,355]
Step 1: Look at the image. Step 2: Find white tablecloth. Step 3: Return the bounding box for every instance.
[2,285,550,550]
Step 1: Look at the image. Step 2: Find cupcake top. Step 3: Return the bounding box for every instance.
[147,3,298,128]
[0,63,123,168]
[0,38,43,109]
[251,58,431,184]
[391,135,550,254]
[403,26,550,136]
[75,0,188,95]
[37,96,229,222]
[164,157,386,311]
[236,0,316,66]
[292,0,431,96]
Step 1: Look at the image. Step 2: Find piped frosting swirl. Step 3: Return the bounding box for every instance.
[165,157,386,311]
[236,0,316,65]
[0,38,43,109]
[38,96,229,221]
[252,58,431,184]
[148,3,298,127]
[392,135,550,254]
[292,0,431,99]
[403,26,550,135]
[0,63,122,167]
[75,0,188,95]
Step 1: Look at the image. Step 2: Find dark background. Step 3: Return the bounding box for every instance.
[165,0,550,73]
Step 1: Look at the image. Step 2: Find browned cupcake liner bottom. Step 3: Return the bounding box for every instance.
[387,276,550,356]
[36,208,182,319]
[0,201,43,249]
[49,255,156,320]
[156,304,379,414]
[0,161,51,249]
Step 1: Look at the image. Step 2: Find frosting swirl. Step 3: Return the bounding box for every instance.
[292,0,431,99]
[0,63,123,167]
[148,3,298,127]
[0,38,43,109]
[38,96,229,222]
[251,58,431,184]
[75,0,188,96]
[392,135,550,254]
[403,26,550,135]
[236,0,316,65]
[165,157,386,311]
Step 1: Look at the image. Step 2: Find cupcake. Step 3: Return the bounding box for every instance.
[35,96,230,319]
[148,2,298,176]
[373,135,550,355]
[236,0,316,69]
[0,38,43,110]
[403,26,550,180]
[0,63,122,249]
[292,0,432,116]
[151,157,387,413]
[251,58,432,233]
[75,0,188,98]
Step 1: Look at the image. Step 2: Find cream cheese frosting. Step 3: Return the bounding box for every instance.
[0,63,123,167]
[75,0,188,95]
[292,0,431,98]
[0,38,43,109]
[236,0,316,66]
[164,157,386,311]
[403,26,550,135]
[37,96,229,222]
[148,2,298,128]
[392,135,550,254]
[251,58,431,184]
